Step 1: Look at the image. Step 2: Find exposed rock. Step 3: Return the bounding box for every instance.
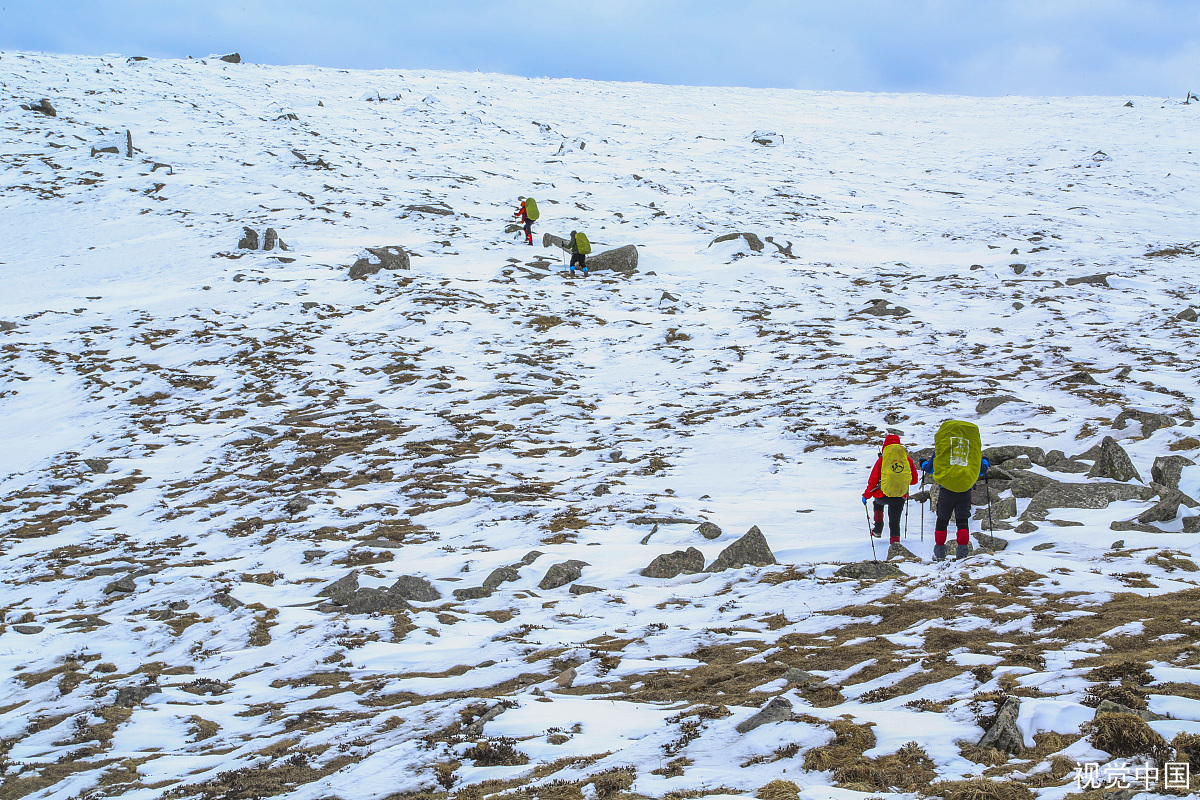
[0,321,19,332]
[569,584,601,595]
[974,496,1017,521]
[1094,699,1167,722]
[104,576,136,594]
[588,244,640,274]
[1014,521,1039,534]
[977,395,1020,414]
[1183,516,1200,533]
[750,130,784,147]
[22,98,57,117]
[238,227,259,250]
[629,515,702,526]
[350,246,411,280]
[782,668,825,687]
[640,547,704,578]
[1086,436,1143,482]
[539,560,589,590]
[517,551,544,566]
[705,526,777,572]
[389,575,441,602]
[1007,469,1060,498]
[452,586,494,601]
[709,232,764,252]
[696,521,722,540]
[1066,273,1114,287]
[1031,542,1054,550]
[978,696,1024,754]
[113,684,158,707]
[261,228,288,251]
[1021,482,1156,521]
[1152,455,1195,490]
[1110,520,1163,533]
[483,566,521,589]
[318,571,359,604]
[1043,450,1090,474]
[1111,540,1126,549]
[973,533,1009,551]
[285,495,314,515]
[554,666,577,688]
[211,592,244,611]
[1137,489,1197,524]
[887,542,917,560]
[735,696,793,734]
[12,624,44,634]
[333,588,409,613]
[407,203,454,216]
[1058,371,1099,385]
[593,483,611,497]
[983,445,1047,466]
[857,298,910,317]
[1113,409,1176,439]
[1176,307,1198,322]
[218,53,242,64]
[464,704,508,737]
[84,458,110,473]
[834,561,905,579]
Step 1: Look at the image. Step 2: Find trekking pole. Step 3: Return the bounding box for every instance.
[985,469,994,547]
[919,472,926,542]
[863,502,878,562]
[903,494,910,540]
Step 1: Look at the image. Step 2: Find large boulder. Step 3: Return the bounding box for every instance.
[835,561,905,579]
[318,570,360,604]
[735,696,792,734]
[973,496,1017,520]
[976,396,1021,414]
[1044,450,1090,474]
[1113,409,1175,439]
[1020,482,1157,521]
[389,575,440,602]
[1006,470,1060,498]
[1137,489,1199,524]
[1152,455,1195,490]
[588,244,639,274]
[1087,437,1143,482]
[539,560,588,590]
[695,521,722,540]
[704,526,777,572]
[338,588,410,613]
[349,246,410,280]
[640,547,704,578]
[983,445,1046,466]
[483,566,521,589]
[978,696,1024,755]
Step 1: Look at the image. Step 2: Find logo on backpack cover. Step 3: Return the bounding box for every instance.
[879,444,910,497]
[950,436,969,466]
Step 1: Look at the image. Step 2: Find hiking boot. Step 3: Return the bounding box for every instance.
[569,270,576,278]
[871,528,882,538]
[955,544,970,560]
[932,544,947,561]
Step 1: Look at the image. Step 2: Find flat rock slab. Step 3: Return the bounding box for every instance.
[1021,481,1155,521]
[835,561,905,579]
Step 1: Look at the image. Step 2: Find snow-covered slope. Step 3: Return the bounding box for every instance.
[3,50,1200,800]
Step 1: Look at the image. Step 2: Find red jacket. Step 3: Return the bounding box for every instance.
[863,433,919,500]
[514,201,528,223]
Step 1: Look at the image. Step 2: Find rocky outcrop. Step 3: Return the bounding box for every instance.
[709,232,764,252]
[1151,455,1194,490]
[21,98,57,117]
[239,227,289,252]
[704,526,776,572]
[835,561,905,579]
[1137,489,1198,524]
[984,445,1047,466]
[348,246,410,279]
[978,696,1024,754]
[1113,409,1175,439]
[318,570,413,612]
[539,560,589,590]
[856,299,910,317]
[588,244,639,274]
[641,547,704,578]
[1020,482,1156,521]
[389,575,441,602]
[735,696,792,733]
[1086,437,1143,482]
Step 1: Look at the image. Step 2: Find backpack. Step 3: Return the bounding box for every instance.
[879,443,911,497]
[574,231,591,254]
[933,419,982,493]
[524,197,539,221]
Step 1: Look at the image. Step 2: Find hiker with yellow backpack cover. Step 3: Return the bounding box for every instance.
[861,433,919,546]
[920,419,990,561]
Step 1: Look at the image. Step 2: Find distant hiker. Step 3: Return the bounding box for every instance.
[920,420,990,561]
[566,230,591,278]
[861,433,918,545]
[514,196,539,245]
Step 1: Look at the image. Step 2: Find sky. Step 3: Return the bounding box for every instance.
[1,0,1198,97]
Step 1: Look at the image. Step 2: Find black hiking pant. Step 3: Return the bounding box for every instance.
[523,218,533,242]
[935,487,972,545]
[872,497,904,542]
[570,252,586,270]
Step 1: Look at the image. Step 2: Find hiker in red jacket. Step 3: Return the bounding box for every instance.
[513,197,534,245]
[862,433,919,544]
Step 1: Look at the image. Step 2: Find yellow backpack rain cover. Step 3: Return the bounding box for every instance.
[879,443,911,497]
[524,197,539,220]
[933,420,982,493]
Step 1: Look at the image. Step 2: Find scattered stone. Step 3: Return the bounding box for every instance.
[334,588,409,613]
[483,566,521,589]
[696,521,722,540]
[538,560,588,590]
[1113,409,1176,439]
[629,515,701,526]
[113,684,158,707]
[887,542,917,560]
[452,586,494,601]
[238,227,259,249]
[1015,522,1040,534]
[978,696,1024,755]
[782,668,825,687]
[735,696,793,734]
[750,130,784,146]
[974,496,1017,521]
[1021,482,1156,521]
[104,576,136,594]
[21,98,57,117]
[1183,517,1200,533]
[1031,542,1054,550]
[12,624,44,634]
[554,666,577,688]
[640,547,705,578]
[84,458,110,473]
[1043,450,1090,474]
[834,561,905,579]
[709,232,764,252]
[1175,308,1198,322]
[216,53,242,63]
[1087,436,1143,482]
[349,246,411,279]
[1058,371,1099,385]
[517,551,544,566]
[285,495,314,515]
[262,228,287,251]
[973,533,1009,551]
[1048,520,1084,527]
[464,704,508,737]
[1152,455,1195,490]
[1111,540,1125,549]
[704,525,777,572]
[0,321,19,332]
[983,445,1047,466]
[1110,520,1161,533]
[407,203,454,216]
[857,298,910,317]
[1137,489,1196,524]
[977,396,1020,414]
[389,575,441,602]
[569,584,601,595]
[1007,469,1060,498]
[593,483,611,497]
[211,592,244,611]
[1094,699,1167,722]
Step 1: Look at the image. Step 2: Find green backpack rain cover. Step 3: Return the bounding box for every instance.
[524,197,539,221]
[574,232,591,254]
[933,419,982,493]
